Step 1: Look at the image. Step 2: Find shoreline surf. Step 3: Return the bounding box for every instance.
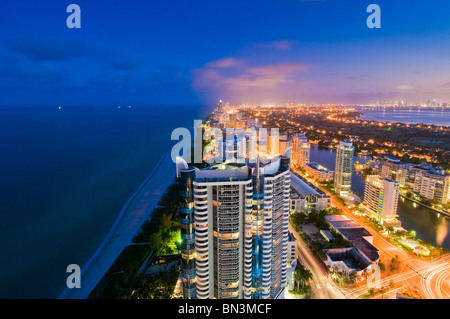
[59,150,176,299]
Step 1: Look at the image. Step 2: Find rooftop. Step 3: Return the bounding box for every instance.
[337,227,372,241]
[324,248,370,271]
[291,171,321,195]
[384,155,401,163]
[306,162,332,172]
[320,230,334,241]
[325,215,350,223]
[328,220,361,229]
[351,238,379,263]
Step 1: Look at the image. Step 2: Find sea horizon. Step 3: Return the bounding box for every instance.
[0,103,447,298]
[0,104,210,298]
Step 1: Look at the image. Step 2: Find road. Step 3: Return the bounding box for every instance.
[331,196,450,299]
[289,223,346,299]
[290,166,450,299]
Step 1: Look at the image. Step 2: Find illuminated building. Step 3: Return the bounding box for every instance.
[415,168,450,204]
[279,135,291,155]
[406,164,449,204]
[176,151,291,299]
[292,133,310,167]
[362,175,400,226]
[290,172,331,212]
[334,140,354,197]
[304,162,334,182]
[379,156,408,186]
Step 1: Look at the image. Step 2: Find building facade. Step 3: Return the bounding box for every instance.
[304,162,334,182]
[292,133,310,168]
[416,169,450,203]
[177,153,291,299]
[334,140,355,197]
[379,156,408,186]
[289,172,331,212]
[362,175,400,226]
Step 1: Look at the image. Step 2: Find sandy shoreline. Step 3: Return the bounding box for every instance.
[59,151,176,299]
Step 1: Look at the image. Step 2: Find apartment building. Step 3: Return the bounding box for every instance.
[334,140,355,197]
[177,152,291,299]
[362,175,400,226]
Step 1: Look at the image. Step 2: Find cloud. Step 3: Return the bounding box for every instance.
[299,80,314,85]
[7,37,84,62]
[396,85,415,91]
[204,58,244,69]
[192,57,312,104]
[193,60,310,91]
[107,54,145,71]
[224,63,310,90]
[254,40,294,51]
[346,74,369,80]
[246,63,309,75]
[149,65,192,88]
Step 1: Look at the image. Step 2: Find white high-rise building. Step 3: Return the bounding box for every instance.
[362,175,400,226]
[177,150,291,299]
[334,141,355,197]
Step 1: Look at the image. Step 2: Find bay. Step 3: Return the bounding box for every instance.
[309,145,450,251]
[357,107,450,127]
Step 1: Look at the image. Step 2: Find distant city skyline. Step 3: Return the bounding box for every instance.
[1,1,450,107]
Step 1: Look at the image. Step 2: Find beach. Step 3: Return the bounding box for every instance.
[59,151,176,299]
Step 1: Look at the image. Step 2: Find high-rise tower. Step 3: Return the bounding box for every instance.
[176,151,291,299]
[292,133,310,167]
[362,175,400,226]
[334,140,354,197]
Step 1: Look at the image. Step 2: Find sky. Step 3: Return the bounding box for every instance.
[1,0,450,107]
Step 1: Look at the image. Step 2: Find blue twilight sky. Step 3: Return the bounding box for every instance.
[1,0,450,107]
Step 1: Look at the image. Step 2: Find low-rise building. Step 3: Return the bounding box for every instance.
[304,162,334,182]
[323,215,379,276]
[323,248,371,276]
[290,172,331,212]
[320,230,334,243]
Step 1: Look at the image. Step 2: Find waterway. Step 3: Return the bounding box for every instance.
[309,145,450,250]
[356,106,450,127]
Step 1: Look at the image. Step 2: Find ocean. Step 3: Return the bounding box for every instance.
[357,107,450,127]
[0,104,208,298]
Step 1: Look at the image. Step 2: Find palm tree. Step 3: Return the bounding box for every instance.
[294,270,303,291]
[294,264,313,291]
[160,213,173,232]
[149,232,163,252]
